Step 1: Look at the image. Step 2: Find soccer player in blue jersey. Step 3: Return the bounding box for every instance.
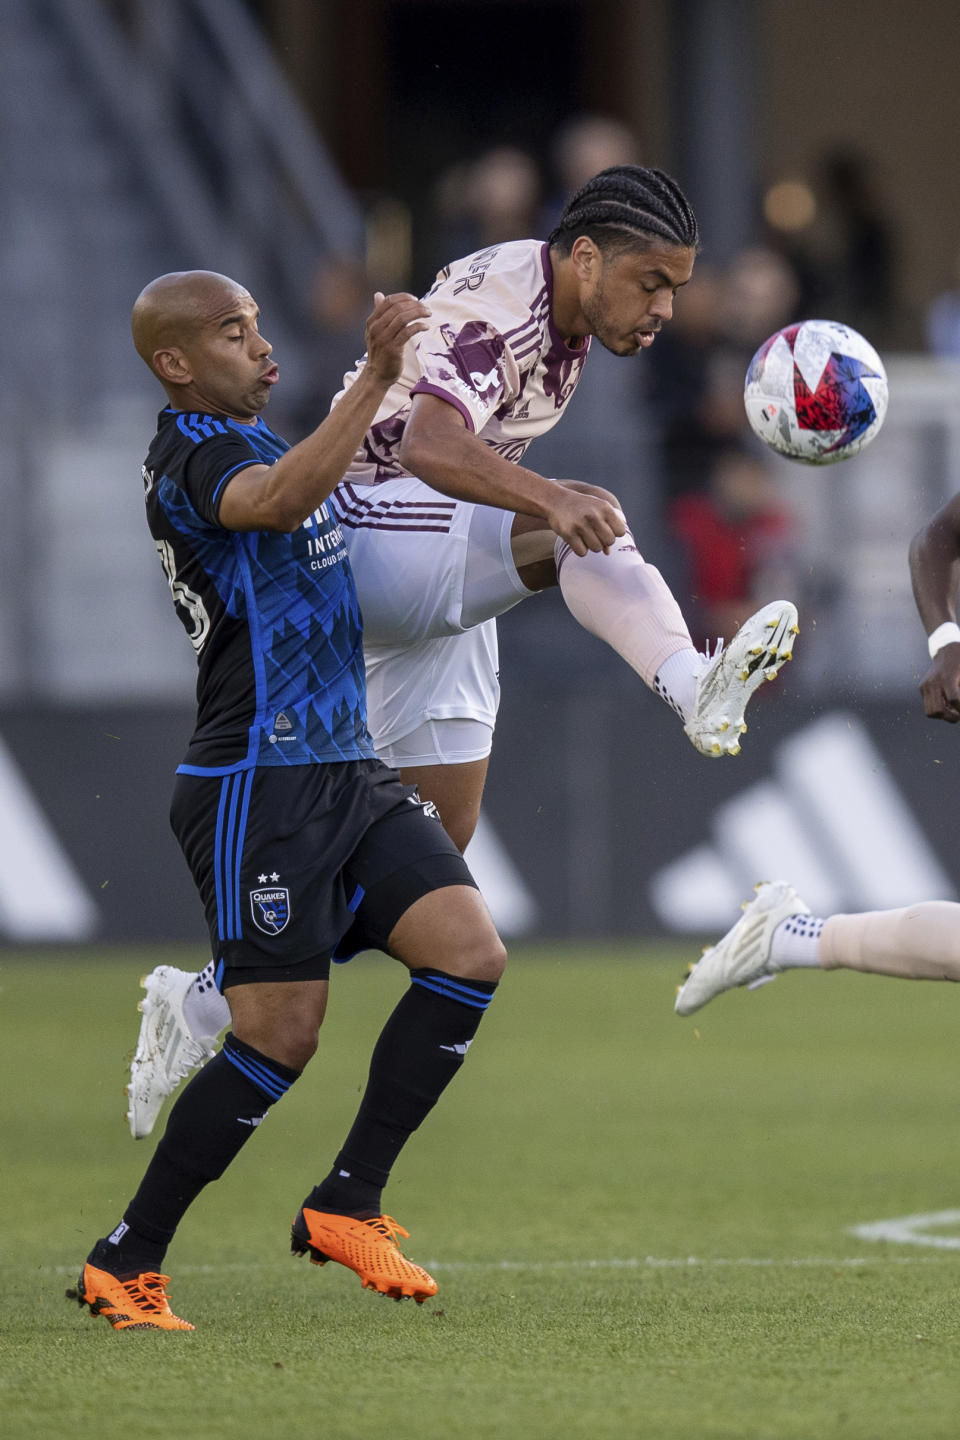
[69,271,510,1329]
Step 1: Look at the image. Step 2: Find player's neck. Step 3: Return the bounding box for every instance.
[548,249,588,346]
[163,386,261,425]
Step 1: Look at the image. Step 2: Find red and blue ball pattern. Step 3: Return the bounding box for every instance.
[744,319,888,465]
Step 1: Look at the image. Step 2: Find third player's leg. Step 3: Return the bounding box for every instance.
[397,756,488,853]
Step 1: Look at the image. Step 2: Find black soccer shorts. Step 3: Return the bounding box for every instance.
[170,758,476,987]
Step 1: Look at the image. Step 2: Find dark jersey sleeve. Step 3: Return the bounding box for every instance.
[183,432,264,527]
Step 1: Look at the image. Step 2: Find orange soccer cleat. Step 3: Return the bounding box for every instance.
[67,1259,194,1331]
[291,1207,439,1304]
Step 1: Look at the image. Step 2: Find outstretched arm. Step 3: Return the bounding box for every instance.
[910,491,960,720]
[219,293,429,533]
[397,392,626,558]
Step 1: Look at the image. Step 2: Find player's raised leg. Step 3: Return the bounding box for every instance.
[516,503,798,759]
[675,888,960,1017]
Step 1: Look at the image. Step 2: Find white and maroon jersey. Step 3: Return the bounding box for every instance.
[335,240,590,485]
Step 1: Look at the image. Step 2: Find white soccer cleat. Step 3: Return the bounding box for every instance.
[674,880,810,1017]
[683,600,799,757]
[126,966,218,1139]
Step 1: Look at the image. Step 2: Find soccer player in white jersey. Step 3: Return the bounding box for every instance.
[128,165,799,1137]
[330,164,796,850]
[676,489,960,1016]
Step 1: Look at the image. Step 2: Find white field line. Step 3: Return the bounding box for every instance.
[45,1252,960,1278]
[850,1208,960,1249]
[45,1213,960,1280]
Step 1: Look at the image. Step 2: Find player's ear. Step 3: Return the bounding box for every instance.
[569,235,600,281]
[153,347,192,385]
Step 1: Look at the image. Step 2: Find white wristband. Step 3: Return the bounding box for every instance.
[927,622,960,658]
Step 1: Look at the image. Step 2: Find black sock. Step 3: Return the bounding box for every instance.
[306,969,497,1218]
[96,1033,300,1271]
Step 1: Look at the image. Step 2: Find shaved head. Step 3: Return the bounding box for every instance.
[129,269,275,419]
[131,270,252,371]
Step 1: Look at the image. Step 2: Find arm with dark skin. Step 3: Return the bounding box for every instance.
[910,491,960,721]
[396,392,627,557]
[219,293,429,533]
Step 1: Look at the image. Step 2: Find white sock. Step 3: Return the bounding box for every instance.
[653,648,705,723]
[770,914,825,969]
[555,532,700,714]
[182,960,230,1040]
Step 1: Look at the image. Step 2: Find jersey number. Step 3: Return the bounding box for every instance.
[155,540,211,654]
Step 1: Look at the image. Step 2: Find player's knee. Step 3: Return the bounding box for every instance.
[231,1004,325,1072]
[252,1021,320,1072]
[277,1021,321,1071]
[482,936,508,983]
[458,932,508,984]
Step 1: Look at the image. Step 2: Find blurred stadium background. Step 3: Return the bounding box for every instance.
[5,0,960,947]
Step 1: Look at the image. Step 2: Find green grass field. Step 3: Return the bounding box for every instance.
[4,941,960,1439]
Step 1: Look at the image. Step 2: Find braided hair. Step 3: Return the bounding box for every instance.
[548,164,699,257]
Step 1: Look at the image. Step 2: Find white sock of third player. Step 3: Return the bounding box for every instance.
[770,914,826,969]
[183,960,231,1040]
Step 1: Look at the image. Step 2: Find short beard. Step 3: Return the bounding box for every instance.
[580,281,635,357]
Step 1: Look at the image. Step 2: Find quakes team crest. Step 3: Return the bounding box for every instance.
[250,886,291,935]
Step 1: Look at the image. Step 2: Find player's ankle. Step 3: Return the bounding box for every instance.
[303,1174,383,1221]
[654,646,703,721]
[770,914,825,969]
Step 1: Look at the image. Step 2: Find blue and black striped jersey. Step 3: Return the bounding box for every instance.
[143,408,376,774]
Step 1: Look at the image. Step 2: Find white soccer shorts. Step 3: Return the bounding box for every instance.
[332,476,531,760]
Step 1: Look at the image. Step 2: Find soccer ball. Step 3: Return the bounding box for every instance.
[744,319,888,464]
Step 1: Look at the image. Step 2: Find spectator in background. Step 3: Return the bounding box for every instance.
[465,147,542,245]
[667,442,798,648]
[649,244,800,502]
[279,254,372,439]
[543,113,641,231]
[767,149,898,346]
[427,146,542,277]
[816,148,897,345]
[643,260,725,499]
[926,247,960,359]
[702,245,801,436]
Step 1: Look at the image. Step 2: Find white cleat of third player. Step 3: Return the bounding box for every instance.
[683,600,799,758]
[675,880,810,1017]
[126,965,217,1139]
